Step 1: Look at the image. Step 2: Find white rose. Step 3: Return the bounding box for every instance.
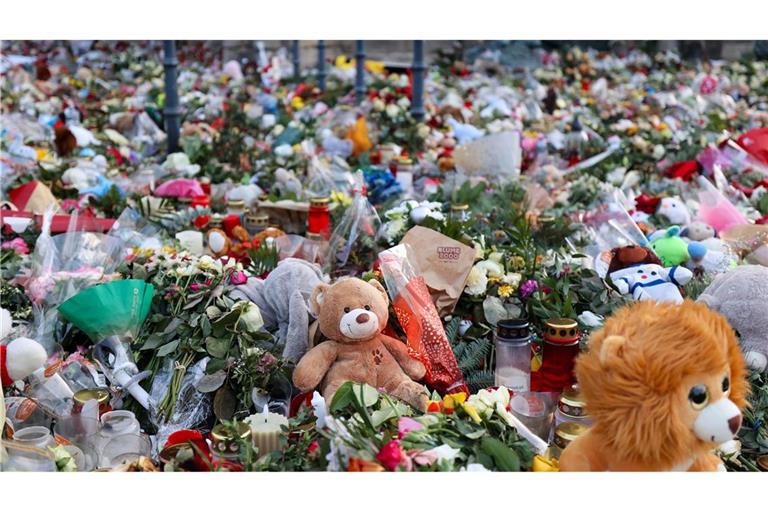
[464,265,489,296]
[238,301,264,332]
[372,98,385,112]
[260,114,276,129]
[385,104,400,119]
[652,144,666,159]
[272,124,285,136]
[274,144,294,157]
[397,96,411,109]
[502,273,522,286]
[475,260,504,278]
[578,311,604,328]
[417,124,430,139]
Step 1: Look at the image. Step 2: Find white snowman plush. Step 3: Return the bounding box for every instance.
[609,263,693,304]
[656,197,692,226]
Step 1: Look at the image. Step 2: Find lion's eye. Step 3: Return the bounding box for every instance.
[343,307,350,313]
[364,305,371,311]
[688,385,709,410]
[722,376,730,394]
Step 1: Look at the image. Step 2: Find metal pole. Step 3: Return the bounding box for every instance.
[163,40,181,154]
[292,40,301,78]
[355,40,365,105]
[317,40,326,92]
[411,40,425,121]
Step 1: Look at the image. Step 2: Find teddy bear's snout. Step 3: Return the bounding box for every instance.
[356,313,370,324]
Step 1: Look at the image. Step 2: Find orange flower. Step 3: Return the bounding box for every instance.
[426,400,443,413]
[347,457,385,472]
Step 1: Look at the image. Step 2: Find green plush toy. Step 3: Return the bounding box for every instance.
[649,226,690,266]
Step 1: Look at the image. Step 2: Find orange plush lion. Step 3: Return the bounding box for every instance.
[560,300,748,471]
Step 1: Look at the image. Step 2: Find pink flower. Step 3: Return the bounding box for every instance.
[376,440,407,471]
[1,238,29,255]
[307,440,320,454]
[397,417,424,439]
[190,279,212,293]
[229,270,248,285]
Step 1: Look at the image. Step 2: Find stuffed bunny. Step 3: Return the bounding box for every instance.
[698,265,768,371]
[230,258,328,362]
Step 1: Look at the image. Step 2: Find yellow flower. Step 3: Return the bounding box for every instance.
[443,392,467,411]
[532,455,560,472]
[291,96,305,110]
[330,190,352,207]
[462,404,482,424]
[498,284,515,298]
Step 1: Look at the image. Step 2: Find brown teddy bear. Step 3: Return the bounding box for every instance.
[560,300,748,471]
[292,278,429,411]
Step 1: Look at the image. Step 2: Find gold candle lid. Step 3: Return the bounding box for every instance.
[306,232,324,241]
[309,196,330,207]
[227,199,245,208]
[73,388,110,406]
[211,422,251,443]
[208,214,224,228]
[555,422,588,443]
[543,318,579,342]
[559,385,586,408]
[450,203,469,211]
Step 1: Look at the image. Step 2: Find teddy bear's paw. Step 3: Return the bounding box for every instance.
[744,351,768,371]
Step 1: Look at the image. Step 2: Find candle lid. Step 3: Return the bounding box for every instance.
[73,388,110,406]
[559,385,586,408]
[227,199,245,208]
[450,203,469,211]
[555,421,588,442]
[306,232,324,241]
[309,196,330,206]
[543,318,579,344]
[211,422,251,443]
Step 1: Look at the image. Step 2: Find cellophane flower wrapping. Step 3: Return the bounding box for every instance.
[378,243,467,395]
[324,170,381,278]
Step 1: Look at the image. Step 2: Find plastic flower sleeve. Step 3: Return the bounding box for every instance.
[453,131,522,180]
[695,175,749,233]
[378,243,468,396]
[572,188,650,277]
[323,170,381,278]
[149,358,212,452]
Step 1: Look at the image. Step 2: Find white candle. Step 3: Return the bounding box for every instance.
[175,230,204,254]
[247,405,288,458]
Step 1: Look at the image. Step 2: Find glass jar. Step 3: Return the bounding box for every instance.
[72,388,111,417]
[226,199,247,218]
[551,421,588,459]
[244,212,270,237]
[554,384,592,428]
[210,422,251,471]
[494,318,532,393]
[531,318,580,393]
[3,426,57,472]
[450,203,470,222]
[393,157,415,195]
[307,196,331,240]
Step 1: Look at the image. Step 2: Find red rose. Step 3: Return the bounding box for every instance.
[634,192,661,214]
[376,440,406,471]
[664,160,701,182]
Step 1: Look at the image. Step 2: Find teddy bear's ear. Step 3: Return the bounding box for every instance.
[599,335,627,367]
[366,279,389,305]
[309,283,331,315]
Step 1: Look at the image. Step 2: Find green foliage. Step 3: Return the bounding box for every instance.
[247,242,280,277]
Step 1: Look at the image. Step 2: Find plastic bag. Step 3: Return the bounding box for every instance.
[378,243,467,395]
[324,171,381,278]
[453,131,521,179]
[149,358,212,453]
[695,176,749,233]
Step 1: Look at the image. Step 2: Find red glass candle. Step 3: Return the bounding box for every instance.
[191,195,210,230]
[307,196,331,240]
[530,318,580,393]
[199,177,212,196]
[223,214,242,238]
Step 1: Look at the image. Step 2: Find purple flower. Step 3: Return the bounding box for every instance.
[519,279,539,298]
[229,270,248,286]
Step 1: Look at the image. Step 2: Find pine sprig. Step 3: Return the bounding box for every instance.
[247,243,280,277]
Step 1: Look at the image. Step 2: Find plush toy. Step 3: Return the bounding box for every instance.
[649,226,707,267]
[1,337,48,388]
[680,221,715,242]
[656,196,692,226]
[606,245,663,275]
[292,278,429,411]
[609,262,693,304]
[230,258,328,362]
[560,300,748,471]
[205,228,232,258]
[698,265,768,371]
